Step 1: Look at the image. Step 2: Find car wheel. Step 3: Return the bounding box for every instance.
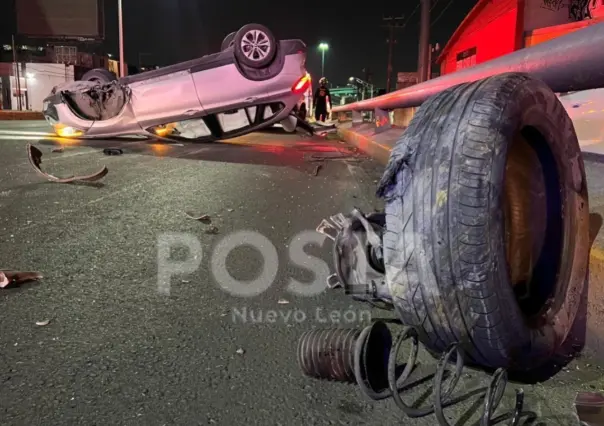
[233,23,277,69]
[376,72,589,372]
[221,32,236,51]
[81,68,117,84]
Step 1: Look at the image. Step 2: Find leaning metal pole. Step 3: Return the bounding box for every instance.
[333,22,604,113]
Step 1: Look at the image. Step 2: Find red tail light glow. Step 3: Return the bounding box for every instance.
[292,73,311,94]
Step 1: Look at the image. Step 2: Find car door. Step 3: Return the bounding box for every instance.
[129,70,205,130]
[190,62,269,116]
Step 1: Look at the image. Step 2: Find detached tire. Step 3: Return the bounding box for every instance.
[233,24,277,69]
[81,68,117,84]
[377,72,589,372]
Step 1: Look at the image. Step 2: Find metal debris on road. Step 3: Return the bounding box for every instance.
[27,144,108,183]
[326,273,342,289]
[205,226,219,235]
[304,152,365,163]
[103,148,123,156]
[35,319,51,326]
[51,147,64,153]
[576,392,604,425]
[278,298,290,305]
[0,270,43,289]
[184,212,212,223]
[236,348,245,355]
[227,209,234,212]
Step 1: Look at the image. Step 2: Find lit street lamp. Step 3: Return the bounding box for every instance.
[318,42,328,77]
[348,76,374,100]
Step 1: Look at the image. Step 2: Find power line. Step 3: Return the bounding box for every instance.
[401,3,420,29]
[431,0,455,27]
[401,0,440,31]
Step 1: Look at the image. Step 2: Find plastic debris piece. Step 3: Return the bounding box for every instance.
[35,319,50,326]
[103,148,123,156]
[313,164,322,176]
[27,144,108,183]
[184,212,211,223]
[236,348,245,355]
[278,298,290,305]
[227,209,234,212]
[0,270,43,289]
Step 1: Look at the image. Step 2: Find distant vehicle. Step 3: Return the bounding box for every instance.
[42,24,311,142]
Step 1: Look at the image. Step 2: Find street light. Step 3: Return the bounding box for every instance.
[318,42,328,77]
[348,76,374,100]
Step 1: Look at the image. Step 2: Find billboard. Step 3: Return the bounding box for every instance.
[16,0,104,39]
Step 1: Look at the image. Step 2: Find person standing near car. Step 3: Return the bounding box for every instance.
[314,77,331,122]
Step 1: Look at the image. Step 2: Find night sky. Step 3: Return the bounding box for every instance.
[2,0,479,88]
[104,0,478,87]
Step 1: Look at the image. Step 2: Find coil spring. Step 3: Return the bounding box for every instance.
[297,322,537,426]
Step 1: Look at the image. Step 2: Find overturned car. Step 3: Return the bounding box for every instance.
[42,24,311,141]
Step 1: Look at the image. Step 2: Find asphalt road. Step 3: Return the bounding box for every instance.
[0,121,600,426]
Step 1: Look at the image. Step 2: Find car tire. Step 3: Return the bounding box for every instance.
[233,23,277,69]
[376,72,589,372]
[81,68,117,84]
[221,32,236,51]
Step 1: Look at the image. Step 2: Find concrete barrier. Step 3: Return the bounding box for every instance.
[0,111,44,120]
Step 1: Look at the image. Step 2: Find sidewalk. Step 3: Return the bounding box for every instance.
[0,111,44,120]
[338,120,604,360]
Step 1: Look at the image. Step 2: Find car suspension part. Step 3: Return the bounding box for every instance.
[302,208,537,425]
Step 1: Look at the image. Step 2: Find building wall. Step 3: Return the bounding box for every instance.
[525,15,604,47]
[523,0,574,31]
[524,0,604,31]
[440,0,520,75]
[9,63,74,111]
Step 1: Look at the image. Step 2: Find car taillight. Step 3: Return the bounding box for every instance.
[292,73,311,94]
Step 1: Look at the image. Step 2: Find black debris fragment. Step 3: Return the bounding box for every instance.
[0,270,43,289]
[103,148,123,156]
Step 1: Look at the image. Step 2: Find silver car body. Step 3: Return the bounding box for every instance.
[42,38,308,142]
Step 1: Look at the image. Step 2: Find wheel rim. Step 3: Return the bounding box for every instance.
[240,29,271,62]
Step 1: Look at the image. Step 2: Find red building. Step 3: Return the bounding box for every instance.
[437,0,604,75]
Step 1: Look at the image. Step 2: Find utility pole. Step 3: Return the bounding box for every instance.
[383,16,404,93]
[11,35,22,111]
[118,0,126,77]
[418,0,431,83]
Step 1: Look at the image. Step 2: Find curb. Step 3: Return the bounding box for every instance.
[338,124,394,165]
[338,123,604,362]
[0,111,44,120]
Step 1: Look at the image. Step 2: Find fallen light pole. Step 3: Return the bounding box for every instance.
[333,22,604,114]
